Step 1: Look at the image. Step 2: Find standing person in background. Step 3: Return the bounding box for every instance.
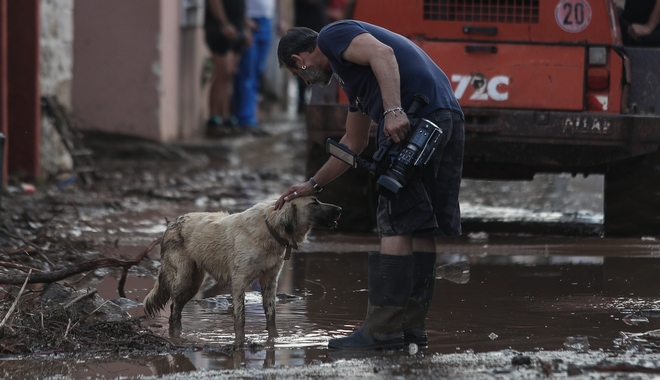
[204,0,250,137]
[619,0,660,46]
[232,0,287,134]
[326,0,351,23]
[294,0,328,115]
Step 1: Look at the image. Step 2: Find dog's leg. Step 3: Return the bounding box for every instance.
[169,302,184,337]
[259,264,283,341]
[231,278,248,346]
[168,261,205,337]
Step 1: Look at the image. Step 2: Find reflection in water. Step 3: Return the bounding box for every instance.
[142,247,660,373]
[436,260,470,284]
[5,238,660,378]
[150,353,198,374]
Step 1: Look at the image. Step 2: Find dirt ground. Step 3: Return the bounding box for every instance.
[2,113,660,379]
[0,114,304,360]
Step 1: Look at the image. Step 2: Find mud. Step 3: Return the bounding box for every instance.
[2,112,660,379]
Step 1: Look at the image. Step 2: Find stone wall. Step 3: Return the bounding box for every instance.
[41,0,73,104]
[40,0,74,179]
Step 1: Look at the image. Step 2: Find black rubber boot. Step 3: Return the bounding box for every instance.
[403,251,437,346]
[328,252,413,350]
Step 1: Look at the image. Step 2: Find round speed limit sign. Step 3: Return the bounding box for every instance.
[556,0,592,33]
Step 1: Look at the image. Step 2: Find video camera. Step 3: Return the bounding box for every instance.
[326,93,443,200]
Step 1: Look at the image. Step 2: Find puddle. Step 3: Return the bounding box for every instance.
[5,119,657,378]
[5,236,660,378]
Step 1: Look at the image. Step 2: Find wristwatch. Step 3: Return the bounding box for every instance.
[309,177,323,193]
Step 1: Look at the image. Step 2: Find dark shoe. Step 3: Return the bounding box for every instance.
[233,123,270,136]
[328,306,406,350]
[403,301,429,346]
[328,252,413,350]
[402,251,437,346]
[246,126,270,136]
[206,115,222,127]
[206,115,233,137]
[223,115,239,128]
[206,124,233,137]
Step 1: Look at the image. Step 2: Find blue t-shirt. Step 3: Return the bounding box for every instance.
[317,20,462,125]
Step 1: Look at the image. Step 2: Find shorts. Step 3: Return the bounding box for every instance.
[376,109,464,237]
[204,23,247,55]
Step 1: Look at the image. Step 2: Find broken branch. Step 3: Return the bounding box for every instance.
[0,261,44,273]
[64,289,98,310]
[0,269,32,329]
[0,237,161,287]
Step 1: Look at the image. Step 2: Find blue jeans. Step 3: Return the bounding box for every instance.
[233,17,272,127]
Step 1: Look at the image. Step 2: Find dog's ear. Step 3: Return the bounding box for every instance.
[284,203,298,236]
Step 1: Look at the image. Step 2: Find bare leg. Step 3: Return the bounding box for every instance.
[209,52,238,120]
[381,235,436,255]
[380,235,413,255]
[412,236,436,253]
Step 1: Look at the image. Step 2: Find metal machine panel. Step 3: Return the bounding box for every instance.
[353,0,619,45]
[624,47,660,115]
[417,40,586,110]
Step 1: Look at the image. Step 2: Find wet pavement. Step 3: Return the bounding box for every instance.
[2,113,660,379]
[4,235,660,379]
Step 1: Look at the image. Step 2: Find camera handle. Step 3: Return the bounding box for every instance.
[407,93,430,119]
[326,93,432,176]
[372,93,430,162]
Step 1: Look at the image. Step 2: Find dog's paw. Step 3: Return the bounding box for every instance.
[168,327,182,338]
[233,339,246,347]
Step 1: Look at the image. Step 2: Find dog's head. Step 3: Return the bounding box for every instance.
[274,196,342,241]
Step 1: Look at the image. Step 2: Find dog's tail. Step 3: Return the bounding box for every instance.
[143,268,170,316]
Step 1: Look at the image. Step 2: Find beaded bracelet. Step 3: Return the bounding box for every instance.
[383,107,405,117]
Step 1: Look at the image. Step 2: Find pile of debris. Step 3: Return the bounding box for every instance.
[0,283,172,356]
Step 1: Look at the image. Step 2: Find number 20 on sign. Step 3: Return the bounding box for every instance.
[555,0,592,33]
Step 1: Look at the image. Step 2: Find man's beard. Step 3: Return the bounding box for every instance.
[301,66,333,87]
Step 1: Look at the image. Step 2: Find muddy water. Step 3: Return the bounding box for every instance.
[10,233,657,378]
[5,114,657,378]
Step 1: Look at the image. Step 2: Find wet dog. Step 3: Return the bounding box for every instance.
[143,196,341,345]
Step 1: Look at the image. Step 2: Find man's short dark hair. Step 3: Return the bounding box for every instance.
[277,27,319,69]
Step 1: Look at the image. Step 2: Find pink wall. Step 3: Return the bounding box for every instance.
[159,0,181,141]
[72,0,179,141]
[179,27,208,141]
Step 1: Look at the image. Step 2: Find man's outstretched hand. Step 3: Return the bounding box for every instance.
[274,182,315,210]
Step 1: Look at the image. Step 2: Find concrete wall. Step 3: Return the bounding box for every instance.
[159,0,181,141]
[178,0,208,141]
[72,0,172,141]
[70,0,290,143]
[41,0,73,105]
[40,0,73,178]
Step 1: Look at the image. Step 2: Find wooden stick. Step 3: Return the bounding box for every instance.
[64,289,98,310]
[0,261,44,273]
[0,228,56,269]
[0,269,32,329]
[118,267,129,298]
[118,236,162,297]
[63,318,72,339]
[82,300,111,322]
[0,237,161,286]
